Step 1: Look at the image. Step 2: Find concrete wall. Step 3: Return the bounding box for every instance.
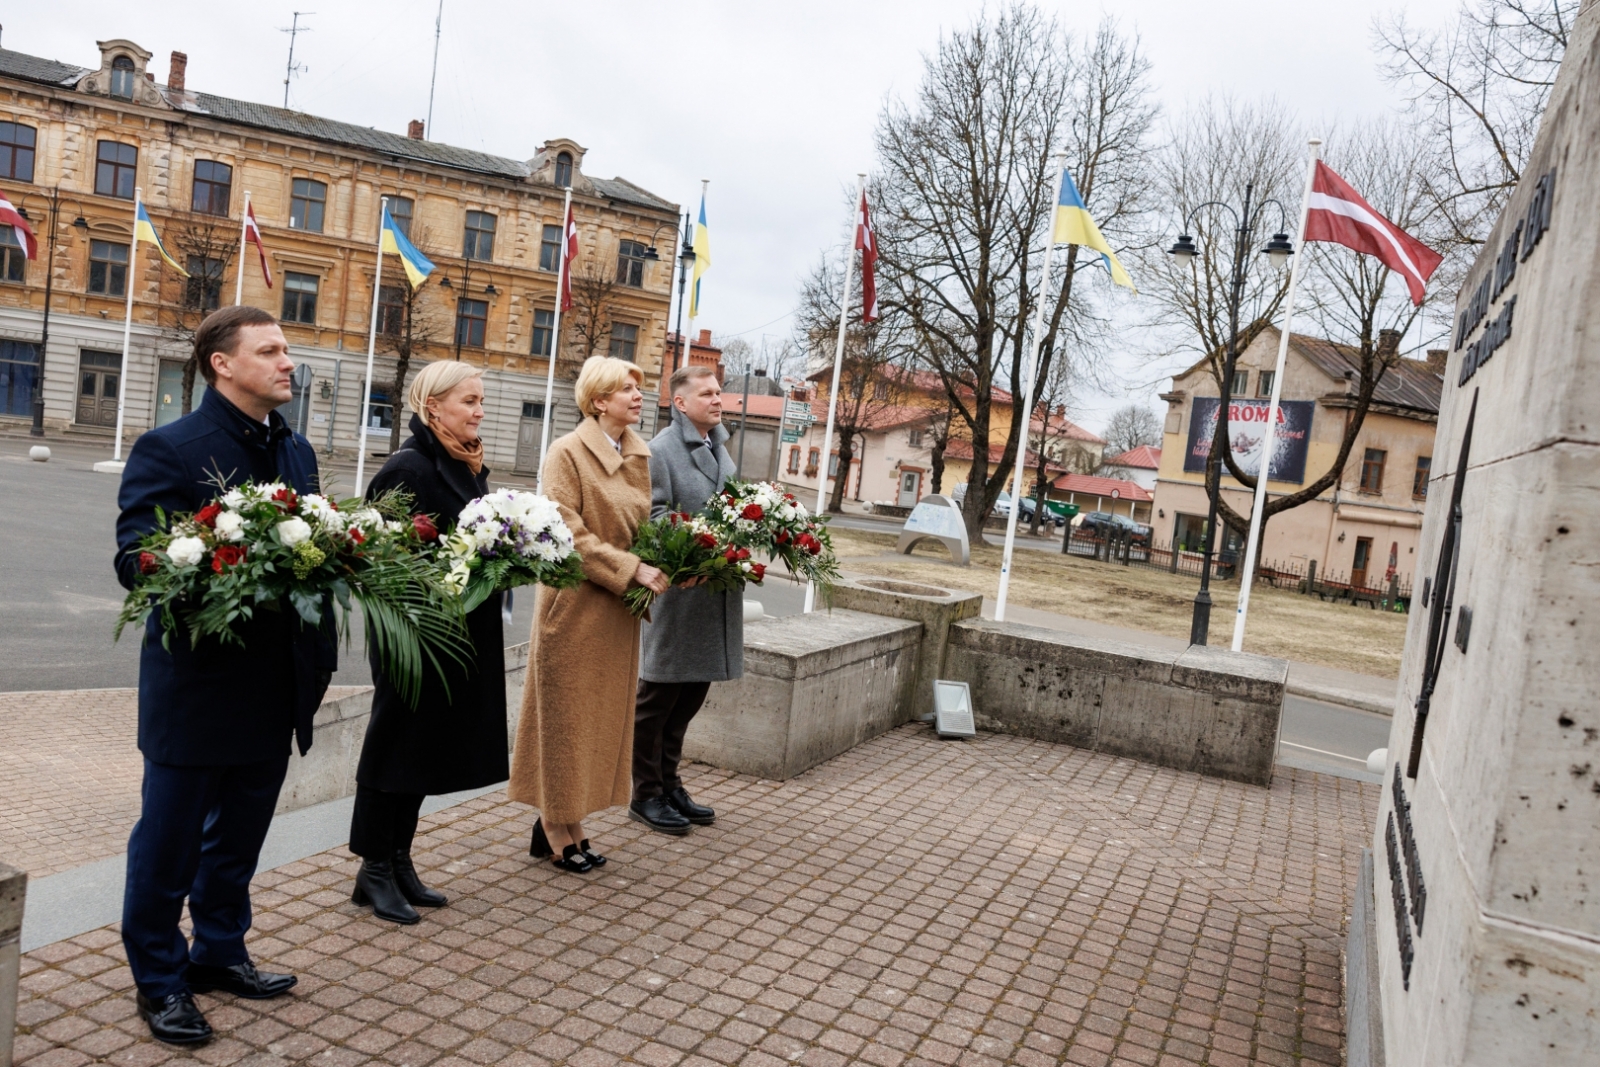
[945,618,1287,786]
[824,577,983,723]
[1,860,23,1067]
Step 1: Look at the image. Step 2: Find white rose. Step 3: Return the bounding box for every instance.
[167,536,206,567]
[221,488,247,510]
[214,510,246,542]
[277,517,313,547]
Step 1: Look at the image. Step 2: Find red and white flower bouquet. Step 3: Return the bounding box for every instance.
[706,479,840,589]
[622,510,763,618]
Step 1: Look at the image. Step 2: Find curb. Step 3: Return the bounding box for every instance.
[1285,680,1394,717]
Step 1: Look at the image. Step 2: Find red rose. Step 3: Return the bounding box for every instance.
[735,547,751,561]
[412,514,439,541]
[784,493,796,503]
[272,487,298,510]
[724,547,740,562]
[138,552,160,575]
[696,532,718,549]
[741,503,764,521]
[210,545,247,573]
[195,503,222,528]
[348,527,366,545]
[750,562,767,581]
[775,530,791,545]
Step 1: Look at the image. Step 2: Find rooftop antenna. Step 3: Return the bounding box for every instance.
[425,0,444,140]
[281,11,314,109]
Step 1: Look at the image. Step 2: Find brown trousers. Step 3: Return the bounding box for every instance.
[632,680,711,804]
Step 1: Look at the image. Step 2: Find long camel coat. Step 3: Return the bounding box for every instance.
[508,417,651,823]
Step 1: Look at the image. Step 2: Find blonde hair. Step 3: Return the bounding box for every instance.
[408,361,484,425]
[574,355,644,417]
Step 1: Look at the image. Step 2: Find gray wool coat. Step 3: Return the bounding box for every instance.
[638,415,745,683]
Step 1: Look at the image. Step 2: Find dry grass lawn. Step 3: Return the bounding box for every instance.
[827,526,1408,679]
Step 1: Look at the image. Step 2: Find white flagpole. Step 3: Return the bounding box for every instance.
[112,188,143,463]
[536,186,573,491]
[234,191,251,306]
[1231,137,1322,652]
[803,173,865,614]
[996,154,1067,623]
[354,196,388,495]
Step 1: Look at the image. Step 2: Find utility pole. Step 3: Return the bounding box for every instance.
[425,0,444,140]
[281,12,313,109]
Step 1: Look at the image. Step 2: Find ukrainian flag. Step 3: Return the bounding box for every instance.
[689,191,710,317]
[380,203,435,287]
[135,203,189,277]
[1053,169,1134,292]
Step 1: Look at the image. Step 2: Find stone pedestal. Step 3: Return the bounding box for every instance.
[1,860,24,1067]
[825,576,983,722]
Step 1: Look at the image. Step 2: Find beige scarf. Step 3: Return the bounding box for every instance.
[429,418,484,474]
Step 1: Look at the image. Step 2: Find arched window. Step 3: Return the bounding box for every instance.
[554,151,572,188]
[109,56,136,100]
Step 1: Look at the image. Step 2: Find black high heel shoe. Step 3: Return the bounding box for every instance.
[352,859,421,924]
[553,843,594,873]
[531,819,593,872]
[530,818,552,858]
[579,839,607,868]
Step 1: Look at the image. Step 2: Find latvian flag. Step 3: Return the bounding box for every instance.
[856,189,878,323]
[559,202,578,312]
[244,200,273,288]
[1304,162,1441,306]
[0,189,37,260]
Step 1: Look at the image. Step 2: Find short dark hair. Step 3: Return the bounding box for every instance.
[194,305,279,384]
[669,364,718,397]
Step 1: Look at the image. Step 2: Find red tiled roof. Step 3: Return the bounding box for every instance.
[1105,445,1161,469]
[806,365,1014,405]
[944,438,1065,473]
[724,394,787,418]
[1029,410,1105,443]
[1050,473,1152,502]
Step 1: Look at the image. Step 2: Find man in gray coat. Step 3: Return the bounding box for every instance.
[630,365,743,835]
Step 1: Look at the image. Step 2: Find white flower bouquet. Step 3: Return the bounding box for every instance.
[439,489,585,612]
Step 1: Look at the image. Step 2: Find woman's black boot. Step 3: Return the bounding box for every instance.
[530,818,552,858]
[352,859,421,924]
[392,851,447,907]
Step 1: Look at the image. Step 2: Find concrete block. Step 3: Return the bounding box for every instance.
[823,576,982,721]
[682,609,922,780]
[276,687,374,814]
[1,860,24,1067]
[1346,848,1387,1067]
[946,618,1286,785]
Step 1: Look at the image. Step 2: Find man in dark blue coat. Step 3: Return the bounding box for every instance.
[113,306,336,1045]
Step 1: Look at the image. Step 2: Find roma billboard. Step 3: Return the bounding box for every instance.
[1182,397,1314,484]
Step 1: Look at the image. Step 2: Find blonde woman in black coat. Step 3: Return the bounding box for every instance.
[348,361,506,924]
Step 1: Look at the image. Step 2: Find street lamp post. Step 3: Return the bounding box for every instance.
[439,262,496,362]
[1166,183,1293,645]
[18,189,88,437]
[673,212,693,374]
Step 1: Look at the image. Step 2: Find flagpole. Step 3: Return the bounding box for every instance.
[234,191,251,306]
[995,155,1067,623]
[804,173,865,614]
[354,196,388,495]
[111,188,143,464]
[1231,138,1321,652]
[536,186,572,491]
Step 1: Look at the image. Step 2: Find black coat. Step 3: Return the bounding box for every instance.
[356,414,508,795]
[114,389,337,766]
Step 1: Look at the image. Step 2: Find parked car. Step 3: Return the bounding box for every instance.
[1078,511,1152,547]
[1018,497,1071,528]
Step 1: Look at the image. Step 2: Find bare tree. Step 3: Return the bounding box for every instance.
[1024,354,1077,534]
[380,288,446,453]
[1100,402,1162,459]
[566,259,618,364]
[927,403,955,494]
[875,7,1154,541]
[160,214,239,414]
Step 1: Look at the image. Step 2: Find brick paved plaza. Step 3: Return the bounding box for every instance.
[10,724,1376,1067]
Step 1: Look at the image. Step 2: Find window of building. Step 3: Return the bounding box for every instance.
[616,240,648,287]
[0,340,38,417]
[787,447,800,474]
[0,228,26,283]
[366,389,393,432]
[1413,455,1431,500]
[1256,370,1275,398]
[88,240,128,295]
[455,298,488,347]
[95,141,137,199]
[554,151,573,188]
[109,56,136,100]
[531,308,555,356]
[289,178,326,232]
[183,256,224,312]
[378,285,406,337]
[907,428,924,448]
[873,380,889,401]
[1230,369,1249,396]
[828,453,840,477]
[191,160,232,216]
[849,377,864,400]
[463,210,496,261]
[386,197,413,238]
[521,401,546,420]
[539,224,562,272]
[1359,447,1386,494]
[282,271,318,324]
[806,448,820,473]
[609,322,638,360]
[0,123,36,183]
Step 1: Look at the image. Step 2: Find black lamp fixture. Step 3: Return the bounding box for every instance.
[1167,234,1198,267]
[438,276,452,289]
[643,246,661,261]
[72,215,89,231]
[484,283,498,296]
[1262,232,1294,270]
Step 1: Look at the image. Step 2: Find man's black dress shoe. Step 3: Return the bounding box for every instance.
[136,991,213,1045]
[352,858,421,924]
[628,796,691,836]
[185,960,297,999]
[392,851,447,907]
[665,786,715,825]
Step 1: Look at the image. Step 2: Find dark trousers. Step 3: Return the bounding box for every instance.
[633,680,711,804]
[348,785,425,859]
[122,753,289,999]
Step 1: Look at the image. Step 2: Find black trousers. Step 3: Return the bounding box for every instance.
[348,784,425,860]
[632,680,711,804]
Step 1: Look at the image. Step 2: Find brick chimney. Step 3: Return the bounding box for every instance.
[168,51,187,93]
[1425,348,1448,375]
[407,119,425,140]
[698,329,712,345]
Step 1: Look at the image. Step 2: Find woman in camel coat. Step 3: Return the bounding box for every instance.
[508,355,669,872]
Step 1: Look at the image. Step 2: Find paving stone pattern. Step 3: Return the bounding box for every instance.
[13,726,1378,1067]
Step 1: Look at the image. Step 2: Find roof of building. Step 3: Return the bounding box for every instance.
[722,373,787,398]
[804,364,1016,406]
[724,394,787,419]
[944,438,1065,473]
[1029,409,1105,443]
[0,46,674,212]
[803,399,934,432]
[1104,445,1162,469]
[1050,473,1153,502]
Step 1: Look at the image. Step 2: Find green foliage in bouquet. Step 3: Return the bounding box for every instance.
[622,510,762,618]
[706,479,842,592]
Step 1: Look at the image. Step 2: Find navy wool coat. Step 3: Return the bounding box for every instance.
[114,388,337,766]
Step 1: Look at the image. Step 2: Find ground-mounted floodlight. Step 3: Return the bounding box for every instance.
[931,680,976,739]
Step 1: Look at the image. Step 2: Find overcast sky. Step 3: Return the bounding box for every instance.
[16,1,1459,434]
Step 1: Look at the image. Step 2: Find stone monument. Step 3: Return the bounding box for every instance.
[1357,7,1600,1063]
